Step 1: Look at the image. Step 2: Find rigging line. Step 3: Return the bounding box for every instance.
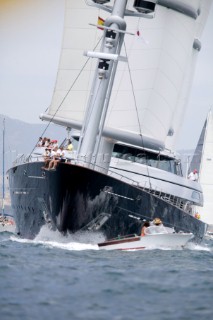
[77,42,104,152]
[123,40,152,189]
[136,17,140,31]
[105,31,135,125]
[27,36,103,162]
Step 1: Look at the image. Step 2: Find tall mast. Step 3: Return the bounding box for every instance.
[77,0,128,166]
[2,118,5,216]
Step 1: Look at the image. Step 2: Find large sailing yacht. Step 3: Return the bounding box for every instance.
[8,0,212,240]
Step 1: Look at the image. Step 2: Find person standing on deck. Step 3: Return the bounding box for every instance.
[188,169,198,181]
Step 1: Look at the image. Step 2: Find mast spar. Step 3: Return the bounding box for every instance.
[77,0,128,166]
[76,0,157,167]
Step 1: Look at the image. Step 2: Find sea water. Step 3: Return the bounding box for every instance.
[0,226,212,320]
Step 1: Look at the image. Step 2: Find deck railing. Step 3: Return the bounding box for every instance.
[12,153,193,214]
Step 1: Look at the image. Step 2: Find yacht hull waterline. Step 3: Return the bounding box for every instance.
[8,161,206,241]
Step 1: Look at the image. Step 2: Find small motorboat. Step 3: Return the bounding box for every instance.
[98,227,194,251]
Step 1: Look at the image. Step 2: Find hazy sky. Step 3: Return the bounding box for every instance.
[0,0,213,150]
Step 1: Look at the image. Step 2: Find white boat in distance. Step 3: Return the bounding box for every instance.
[0,223,16,233]
[0,215,16,233]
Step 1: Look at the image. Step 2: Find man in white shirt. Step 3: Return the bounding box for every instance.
[188,169,198,181]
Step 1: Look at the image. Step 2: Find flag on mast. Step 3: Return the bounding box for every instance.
[97,16,105,30]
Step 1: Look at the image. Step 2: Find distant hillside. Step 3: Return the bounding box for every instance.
[0,114,198,176]
[0,114,67,171]
[0,115,198,209]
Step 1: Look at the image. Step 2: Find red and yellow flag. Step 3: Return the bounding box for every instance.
[97,16,105,30]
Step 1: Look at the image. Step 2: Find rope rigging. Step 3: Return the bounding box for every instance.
[123,39,152,189]
[26,36,104,163]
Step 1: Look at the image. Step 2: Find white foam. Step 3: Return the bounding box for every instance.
[184,241,211,252]
[10,235,33,244]
[10,225,104,251]
[9,226,212,252]
[40,240,99,251]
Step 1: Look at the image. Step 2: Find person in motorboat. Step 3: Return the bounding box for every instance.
[141,221,150,236]
[153,217,163,226]
[145,218,174,235]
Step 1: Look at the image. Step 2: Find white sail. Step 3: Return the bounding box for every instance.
[197,110,213,225]
[47,0,212,147]
[165,46,199,151]
[47,0,102,122]
[165,0,213,151]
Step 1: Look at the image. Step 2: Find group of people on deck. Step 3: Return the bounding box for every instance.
[37,137,73,170]
[37,137,59,149]
[42,146,65,170]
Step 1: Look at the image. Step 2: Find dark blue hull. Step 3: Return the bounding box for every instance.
[8,161,206,241]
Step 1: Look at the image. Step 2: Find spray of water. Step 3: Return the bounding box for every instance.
[9,225,105,251]
[7,226,213,252]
